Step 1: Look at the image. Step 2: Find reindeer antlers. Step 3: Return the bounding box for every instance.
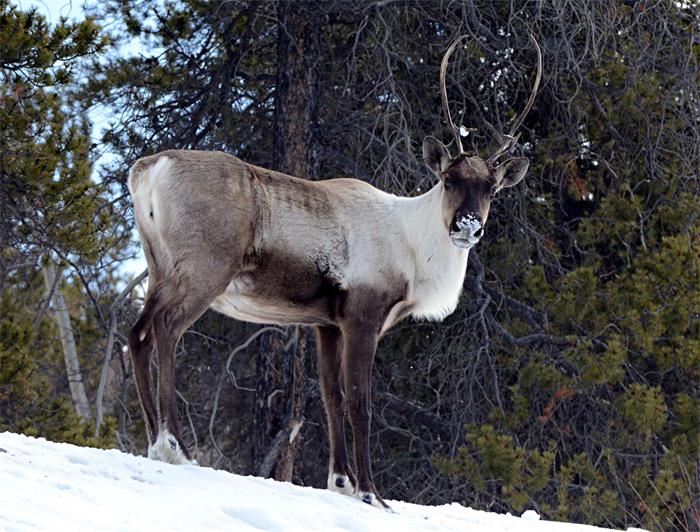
[486,34,543,166]
[439,35,476,155]
[439,34,543,161]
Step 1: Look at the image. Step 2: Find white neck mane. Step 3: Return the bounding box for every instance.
[395,184,470,321]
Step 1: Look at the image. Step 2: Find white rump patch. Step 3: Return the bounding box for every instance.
[128,156,170,196]
[148,428,196,466]
[150,155,170,178]
[130,156,171,229]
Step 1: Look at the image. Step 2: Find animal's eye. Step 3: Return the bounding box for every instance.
[443,176,455,190]
[488,185,499,199]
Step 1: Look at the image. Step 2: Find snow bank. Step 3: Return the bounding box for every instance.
[0,432,636,531]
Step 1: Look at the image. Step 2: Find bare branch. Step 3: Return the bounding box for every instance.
[96,269,148,435]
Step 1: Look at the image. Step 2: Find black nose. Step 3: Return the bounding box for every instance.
[473,227,483,238]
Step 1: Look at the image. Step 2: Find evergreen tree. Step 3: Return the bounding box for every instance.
[0,0,115,446]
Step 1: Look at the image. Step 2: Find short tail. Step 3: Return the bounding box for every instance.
[128,154,169,197]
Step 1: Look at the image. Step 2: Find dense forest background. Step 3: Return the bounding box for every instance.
[1,0,698,529]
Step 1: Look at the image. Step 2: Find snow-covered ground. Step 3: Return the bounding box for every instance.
[0,432,644,531]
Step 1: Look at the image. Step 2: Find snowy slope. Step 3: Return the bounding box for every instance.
[0,432,642,532]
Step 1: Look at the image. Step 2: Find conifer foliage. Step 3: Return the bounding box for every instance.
[0,1,113,446]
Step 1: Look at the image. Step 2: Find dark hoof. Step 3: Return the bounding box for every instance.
[168,438,177,451]
[362,494,373,505]
[335,477,345,488]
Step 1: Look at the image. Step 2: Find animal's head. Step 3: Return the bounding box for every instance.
[424,35,542,250]
[423,138,529,249]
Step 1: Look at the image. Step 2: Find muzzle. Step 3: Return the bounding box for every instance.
[450,212,483,249]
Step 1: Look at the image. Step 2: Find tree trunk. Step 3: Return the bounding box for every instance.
[253,331,287,471]
[42,261,91,421]
[255,0,320,482]
[274,327,307,481]
[272,0,320,179]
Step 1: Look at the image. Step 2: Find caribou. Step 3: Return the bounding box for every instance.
[127,35,542,509]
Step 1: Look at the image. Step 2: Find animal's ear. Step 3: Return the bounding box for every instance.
[422,136,451,177]
[493,157,529,188]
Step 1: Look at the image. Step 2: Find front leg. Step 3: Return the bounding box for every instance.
[315,325,357,496]
[340,320,389,509]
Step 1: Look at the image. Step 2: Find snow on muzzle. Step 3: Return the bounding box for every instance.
[450,212,483,248]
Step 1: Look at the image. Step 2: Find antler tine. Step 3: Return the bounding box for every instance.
[487,34,543,166]
[440,35,473,154]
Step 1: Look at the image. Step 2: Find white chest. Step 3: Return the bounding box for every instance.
[410,250,469,321]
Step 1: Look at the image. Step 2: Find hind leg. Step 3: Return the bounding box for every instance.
[128,225,165,447]
[148,297,196,465]
[146,271,232,465]
[128,291,159,445]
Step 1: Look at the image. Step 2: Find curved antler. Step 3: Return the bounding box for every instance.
[486,34,543,166]
[440,35,476,154]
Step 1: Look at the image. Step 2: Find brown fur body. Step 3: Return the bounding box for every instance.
[126,32,541,508]
[127,144,528,508]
